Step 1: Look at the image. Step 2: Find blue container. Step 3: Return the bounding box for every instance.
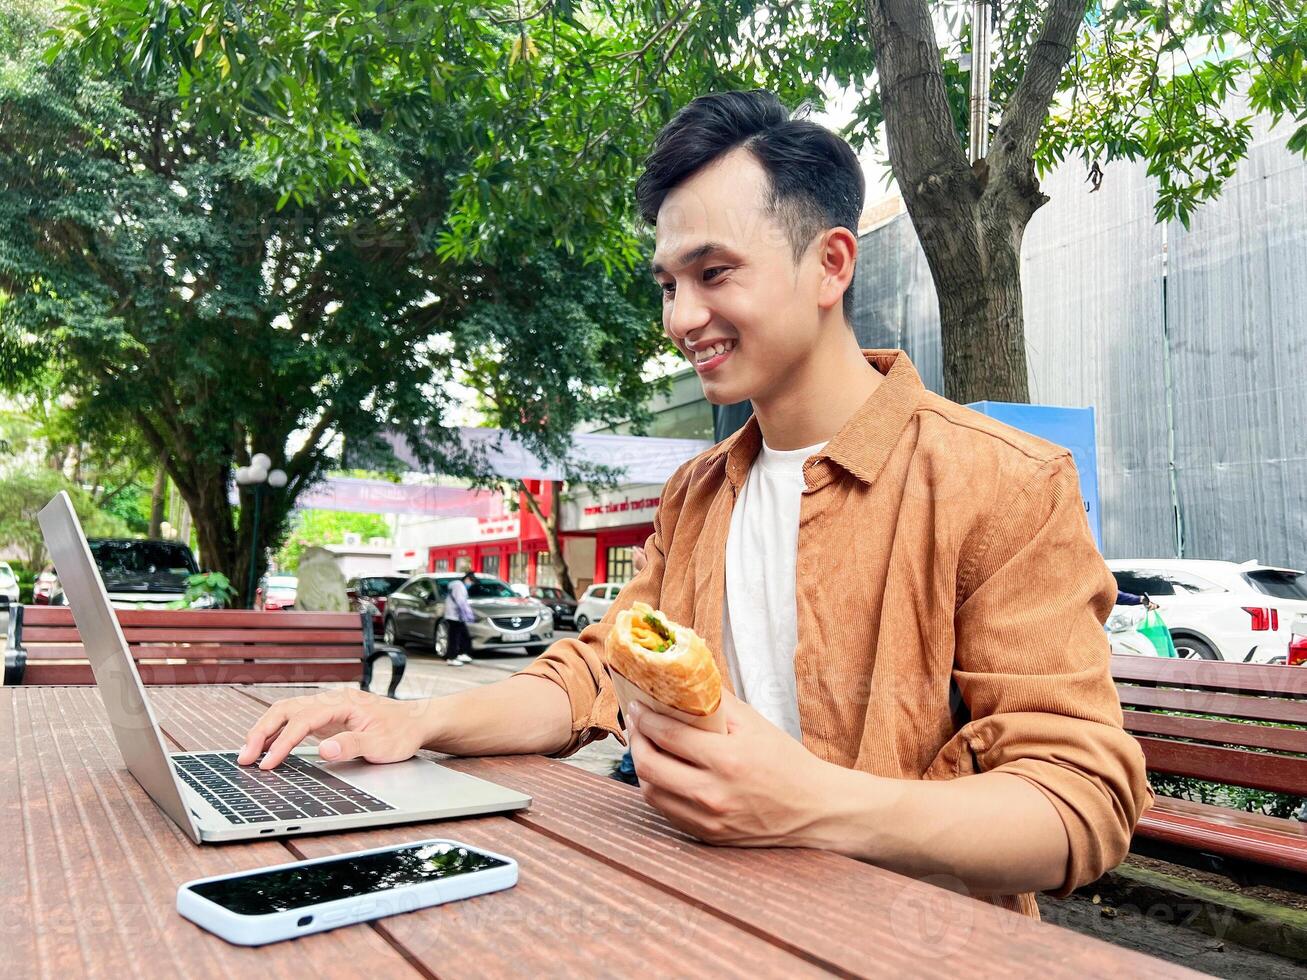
[967,402,1102,550]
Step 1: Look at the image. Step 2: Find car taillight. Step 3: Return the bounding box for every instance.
[1243,607,1279,631]
[1289,635,1307,666]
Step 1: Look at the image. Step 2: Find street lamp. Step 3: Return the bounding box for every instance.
[235,453,288,608]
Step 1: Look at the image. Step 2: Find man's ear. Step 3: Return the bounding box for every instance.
[815,227,857,313]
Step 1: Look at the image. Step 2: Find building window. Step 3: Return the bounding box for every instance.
[481,554,500,578]
[455,556,473,572]
[508,551,528,585]
[536,551,558,588]
[434,558,449,572]
[606,546,634,584]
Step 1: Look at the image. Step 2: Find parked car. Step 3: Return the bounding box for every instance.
[573,582,623,631]
[1107,559,1307,663]
[52,538,204,609]
[383,573,553,657]
[529,585,577,629]
[1289,614,1307,666]
[0,561,20,608]
[346,574,408,631]
[256,574,299,611]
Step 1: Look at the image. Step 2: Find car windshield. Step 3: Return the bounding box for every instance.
[1244,569,1307,600]
[89,540,198,590]
[437,576,517,599]
[356,576,405,597]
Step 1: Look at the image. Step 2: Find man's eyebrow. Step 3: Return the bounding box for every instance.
[649,241,732,276]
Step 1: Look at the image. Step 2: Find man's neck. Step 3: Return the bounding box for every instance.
[751,328,884,451]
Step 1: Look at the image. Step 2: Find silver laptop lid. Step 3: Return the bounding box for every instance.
[38,492,201,842]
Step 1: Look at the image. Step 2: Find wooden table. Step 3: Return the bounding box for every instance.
[3,686,1198,978]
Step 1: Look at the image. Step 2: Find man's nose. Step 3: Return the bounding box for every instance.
[664,286,711,343]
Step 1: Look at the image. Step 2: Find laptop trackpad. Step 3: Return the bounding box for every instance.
[307,754,526,810]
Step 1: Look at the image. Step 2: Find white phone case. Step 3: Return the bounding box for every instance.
[177,838,518,946]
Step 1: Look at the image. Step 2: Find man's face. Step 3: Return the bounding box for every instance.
[650,148,826,406]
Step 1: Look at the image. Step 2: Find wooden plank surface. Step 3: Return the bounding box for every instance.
[8,685,1204,979]
[1116,684,1307,724]
[152,688,834,978]
[1121,709,1307,754]
[1,687,418,979]
[228,689,1199,979]
[1110,654,1307,697]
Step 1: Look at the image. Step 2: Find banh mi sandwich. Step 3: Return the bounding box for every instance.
[605,601,721,716]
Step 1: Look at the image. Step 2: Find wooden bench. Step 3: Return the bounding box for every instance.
[4,606,407,698]
[1112,654,1307,888]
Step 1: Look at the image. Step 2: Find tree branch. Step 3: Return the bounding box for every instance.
[992,0,1090,188]
[860,0,974,203]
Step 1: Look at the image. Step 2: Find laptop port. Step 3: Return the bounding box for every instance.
[298,916,313,927]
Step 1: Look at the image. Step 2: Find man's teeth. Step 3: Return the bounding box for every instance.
[695,341,737,363]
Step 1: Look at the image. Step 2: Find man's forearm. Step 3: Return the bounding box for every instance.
[807,764,1070,897]
[420,674,575,757]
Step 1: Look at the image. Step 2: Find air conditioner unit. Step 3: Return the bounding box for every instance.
[367,536,389,547]
[343,532,362,546]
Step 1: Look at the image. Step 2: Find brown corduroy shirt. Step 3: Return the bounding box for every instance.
[518,349,1151,917]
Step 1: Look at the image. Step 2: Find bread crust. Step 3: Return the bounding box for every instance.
[605,602,721,716]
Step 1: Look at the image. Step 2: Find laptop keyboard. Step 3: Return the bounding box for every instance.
[173,752,395,825]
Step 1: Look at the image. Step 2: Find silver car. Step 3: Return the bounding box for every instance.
[382,573,554,657]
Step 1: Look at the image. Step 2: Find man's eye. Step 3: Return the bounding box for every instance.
[660,282,676,296]
[703,267,728,282]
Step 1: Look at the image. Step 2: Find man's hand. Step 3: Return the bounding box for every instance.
[626,689,841,847]
[238,688,434,769]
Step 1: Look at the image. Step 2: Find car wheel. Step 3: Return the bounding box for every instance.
[1172,634,1219,660]
[383,616,398,646]
[574,614,589,631]
[434,620,450,658]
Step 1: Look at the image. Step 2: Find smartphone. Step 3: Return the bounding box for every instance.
[177,838,518,946]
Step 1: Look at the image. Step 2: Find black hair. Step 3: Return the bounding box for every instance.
[635,90,865,318]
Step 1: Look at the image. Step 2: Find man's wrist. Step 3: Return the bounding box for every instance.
[796,759,888,858]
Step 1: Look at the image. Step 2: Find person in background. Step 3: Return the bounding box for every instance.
[1116,589,1159,611]
[442,570,476,666]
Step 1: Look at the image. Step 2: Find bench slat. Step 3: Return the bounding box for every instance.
[19,607,360,629]
[23,627,362,645]
[1110,654,1307,699]
[22,662,364,686]
[1116,683,1307,725]
[21,644,366,661]
[1134,735,1307,795]
[1137,804,1307,875]
[1122,709,1307,755]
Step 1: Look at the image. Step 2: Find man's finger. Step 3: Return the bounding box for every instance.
[629,724,705,795]
[259,710,334,769]
[634,705,718,765]
[238,701,291,765]
[321,729,386,763]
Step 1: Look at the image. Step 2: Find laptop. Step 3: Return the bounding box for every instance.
[39,491,531,843]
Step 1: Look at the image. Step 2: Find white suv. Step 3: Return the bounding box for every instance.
[0,561,19,608]
[573,582,624,631]
[1107,559,1307,663]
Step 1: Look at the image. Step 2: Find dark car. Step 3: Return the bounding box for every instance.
[383,573,554,658]
[346,574,408,631]
[529,585,577,628]
[53,538,203,609]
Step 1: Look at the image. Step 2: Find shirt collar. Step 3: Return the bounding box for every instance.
[709,349,925,490]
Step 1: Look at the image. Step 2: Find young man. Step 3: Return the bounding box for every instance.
[239,91,1149,917]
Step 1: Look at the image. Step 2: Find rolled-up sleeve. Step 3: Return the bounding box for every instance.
[928,454,1153,896]
[513,465,684,757]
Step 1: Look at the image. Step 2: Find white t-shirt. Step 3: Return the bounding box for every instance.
[721,439,828,741]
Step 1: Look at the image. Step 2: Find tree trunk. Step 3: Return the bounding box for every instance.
[148,455,167,538]
[861,0,1087,405]
[520,480,576,599]
[920,189,1034,405]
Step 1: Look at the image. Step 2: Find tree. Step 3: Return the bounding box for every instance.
[0,469,130,567]
[57,1,1307,404]
[1,2,673,604]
